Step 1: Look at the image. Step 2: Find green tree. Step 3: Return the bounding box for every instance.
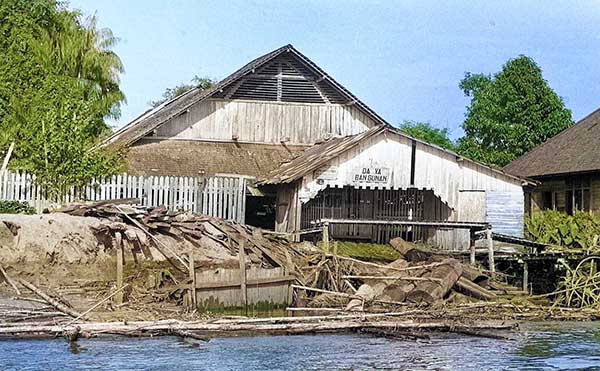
[399,121,456,151]
[457,56,573,167]
[150,75,215,107]
[0,0,125,198]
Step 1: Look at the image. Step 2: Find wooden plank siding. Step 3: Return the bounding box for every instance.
[193,267,293,314]
[152,99,377,145]
[527,174,600,216]
[277,131,525,246]
[297,133,523,213]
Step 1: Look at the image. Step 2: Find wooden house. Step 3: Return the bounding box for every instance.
[103,44,530,248]
[261,126,529,249]
[505,109,600,216]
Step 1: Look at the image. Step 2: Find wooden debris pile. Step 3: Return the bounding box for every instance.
[58,200,310,278]
[297,237,523,311]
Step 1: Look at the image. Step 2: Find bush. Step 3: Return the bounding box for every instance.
[525,210,600,249]
[0,200,36,214]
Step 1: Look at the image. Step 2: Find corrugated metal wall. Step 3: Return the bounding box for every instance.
[486,190,524,237]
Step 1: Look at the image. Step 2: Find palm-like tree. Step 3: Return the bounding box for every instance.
[33,13,125,120]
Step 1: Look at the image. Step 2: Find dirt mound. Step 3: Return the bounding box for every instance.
[0,213,106,264]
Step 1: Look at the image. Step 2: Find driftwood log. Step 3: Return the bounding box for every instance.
[0,316,517,339]
[454,277,497,301]
[389,238,439,262]
[407,259,463,304]
[17,279,82,318]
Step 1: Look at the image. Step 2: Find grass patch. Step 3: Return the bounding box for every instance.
[319,240,401,263]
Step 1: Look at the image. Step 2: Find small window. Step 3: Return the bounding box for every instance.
[542,191,554,210]
[566,176,592,214]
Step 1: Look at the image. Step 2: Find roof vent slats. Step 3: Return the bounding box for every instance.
[222,53,347,104]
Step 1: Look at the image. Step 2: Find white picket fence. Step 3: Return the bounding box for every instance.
[0,171,247,223]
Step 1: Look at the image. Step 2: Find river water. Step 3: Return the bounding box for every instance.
[0,322,599,370]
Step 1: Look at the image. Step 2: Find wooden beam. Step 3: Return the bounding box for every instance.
[486,228,495,274]
[522,261,529,293]
[321,222,330,252]
[239,240,248,312]
[317,218,489,229]
[115,232,124,305]
[1,142,14,173]
[189,249,197,309]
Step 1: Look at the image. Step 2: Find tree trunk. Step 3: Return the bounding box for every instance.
[406,259,463,304]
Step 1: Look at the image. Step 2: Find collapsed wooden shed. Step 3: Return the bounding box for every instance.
[261,126,531,250]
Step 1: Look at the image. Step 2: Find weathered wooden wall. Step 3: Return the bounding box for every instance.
[193,266,293,314]
[152,99,377,145]
[278,131,525,243]
[297,133,523,211]
[528,174,600,215]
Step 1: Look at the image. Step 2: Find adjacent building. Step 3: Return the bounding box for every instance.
[505,109,600,216]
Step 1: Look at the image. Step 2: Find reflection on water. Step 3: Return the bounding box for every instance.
[0,322,599,370]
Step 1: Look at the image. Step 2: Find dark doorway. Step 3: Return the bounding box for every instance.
[245,196,276,230]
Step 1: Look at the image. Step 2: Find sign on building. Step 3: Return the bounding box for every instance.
[350,166,391,187]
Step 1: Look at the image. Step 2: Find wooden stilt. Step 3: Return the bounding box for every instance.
[322,222,330,252]
[486,228,495,274]
[522,260,529,294]
[115,232,124,305]
[469,229,476,266]
[189,249,197,309]
[239,240,248,314]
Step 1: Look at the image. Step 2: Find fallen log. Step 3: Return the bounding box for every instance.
[0,318,518,339]
[17,279,82,318]
[389,238,437,262]
[406,259,463,304]
[358,327,430,340]
[292,284,409,306]
[0,265,21,295]
[345,284,376,311]
[342,275,443,283]
[454,277,497,301]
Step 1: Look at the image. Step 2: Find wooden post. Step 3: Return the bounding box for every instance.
[322,222,330,252]
[469,229,476,266]
[189,249,197,309]
[486,227,495,274]
[1,141,14,173]
[522,260,529,293]
[115,232,124,305]
[239,240,248,314]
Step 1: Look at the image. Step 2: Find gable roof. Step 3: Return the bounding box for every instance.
[261,125,529,185]
[504,109,600,178]
[101,44,392,148]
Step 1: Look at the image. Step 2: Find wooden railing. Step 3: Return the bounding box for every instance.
[0,171,247,223]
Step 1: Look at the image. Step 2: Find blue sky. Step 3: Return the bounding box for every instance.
[69,0,600,139]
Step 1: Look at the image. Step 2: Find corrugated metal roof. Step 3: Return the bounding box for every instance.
[101,44,392,148]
